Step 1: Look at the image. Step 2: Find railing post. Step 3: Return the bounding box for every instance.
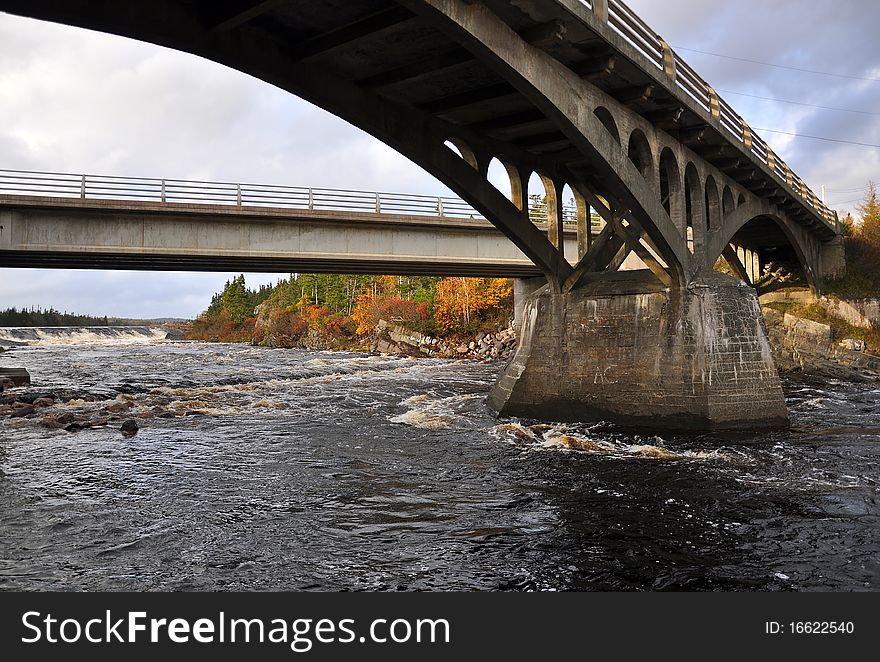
[236,183,242,206]
[592,0,608,22]
[80,174,86,199]
[375,192,381,213]
[161,179,166,203]
[437,197,444,216]
[706,84,720,120]
[766,150,776,172]
[742,122,753,151]
[657,37,677,82]
[308,188,314,210]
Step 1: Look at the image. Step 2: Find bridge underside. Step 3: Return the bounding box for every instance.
[0,197,575,277]
[0,0,844,430]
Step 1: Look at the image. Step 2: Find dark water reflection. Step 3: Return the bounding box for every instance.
[0,341,877,591]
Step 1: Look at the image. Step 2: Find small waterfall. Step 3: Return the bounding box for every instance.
[0,326,179,346]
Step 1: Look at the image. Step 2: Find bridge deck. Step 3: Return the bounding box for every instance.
[0,193,581,276]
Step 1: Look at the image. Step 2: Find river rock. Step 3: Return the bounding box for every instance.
[0,378,13,392]
[0,368,30,387]
[40,412,76,428]
[32,397,55,408]
[10,405,35,418]
[120,419,139,435]
[103,401,134,414]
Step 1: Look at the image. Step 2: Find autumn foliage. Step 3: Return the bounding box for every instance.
[187,273,514,344]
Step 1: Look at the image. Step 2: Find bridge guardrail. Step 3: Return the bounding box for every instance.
[0,168,593,227]
[577,0,838,228]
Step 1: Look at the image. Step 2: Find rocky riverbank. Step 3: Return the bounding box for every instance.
[762,307,880,381]
[369,320,517,361]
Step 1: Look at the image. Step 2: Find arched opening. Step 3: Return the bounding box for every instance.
[737,193,746,207]
[561,183,585,262]
[528,172,562,248]
[593,106,620,144]
[627,129,654,184]
[722,186,735,216]
[658,147,682,231]
[725,215,817,293]
[704,175,720,231]
[443,138,478,170]
[487,157,523,210]
[684,163,704,255]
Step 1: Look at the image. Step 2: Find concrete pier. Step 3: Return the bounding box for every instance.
[489,271,789,431]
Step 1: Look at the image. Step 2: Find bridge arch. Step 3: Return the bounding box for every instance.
[659,147,683,233]
[684,162,704,255]
[593,107,620,144]
[627,129,654,186]
[487,156,526,211]
[704,175,720,232]
[712,203,820,294]
[722,186,735,216]
[444,138,479,171]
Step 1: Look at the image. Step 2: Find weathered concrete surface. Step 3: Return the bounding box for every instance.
[489,271,789,430]
[0,197,577,277]
[820,236,847,279]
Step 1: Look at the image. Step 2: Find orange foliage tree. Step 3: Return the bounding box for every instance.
[433,277,512,335]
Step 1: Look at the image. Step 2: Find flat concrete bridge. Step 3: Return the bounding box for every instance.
[0,170,582,276]
[0,0,847,430]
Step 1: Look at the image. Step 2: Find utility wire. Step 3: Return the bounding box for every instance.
[673,46,880,83]
[753,127,880,149]
[716,88,879,116]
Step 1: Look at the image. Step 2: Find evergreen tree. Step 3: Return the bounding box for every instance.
[857,182,880,249]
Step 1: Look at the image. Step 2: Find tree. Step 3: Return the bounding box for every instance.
[857,182,880,249]
[219,275,251,323]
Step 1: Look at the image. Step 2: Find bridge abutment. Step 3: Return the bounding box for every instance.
[489,271,789,431]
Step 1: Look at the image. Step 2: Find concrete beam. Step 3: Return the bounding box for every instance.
[0,197,577,277]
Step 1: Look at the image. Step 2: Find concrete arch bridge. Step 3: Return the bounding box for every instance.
[0,0,847,430]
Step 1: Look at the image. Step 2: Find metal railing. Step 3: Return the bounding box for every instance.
[0,168,588,226]
[576,0,838,228]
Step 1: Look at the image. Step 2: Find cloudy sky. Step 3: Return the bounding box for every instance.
[0,0,877,319]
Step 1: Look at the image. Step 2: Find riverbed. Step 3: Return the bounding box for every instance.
[0,340,877,590]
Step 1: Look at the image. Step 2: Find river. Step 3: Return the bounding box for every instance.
[0,337,877,591]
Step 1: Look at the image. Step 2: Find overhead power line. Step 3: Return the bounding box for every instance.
[753,127,880,149]
[716,88,879,116]
[674,46,880,83]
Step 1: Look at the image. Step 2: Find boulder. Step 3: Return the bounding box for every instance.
[839,338,866,352]
[11,405,36,418]
[0,368,30,387]
[120,419,139,436]
[32,397,55,408]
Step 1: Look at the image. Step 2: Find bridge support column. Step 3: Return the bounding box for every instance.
[489,271,789,431]
[513,276,547,331]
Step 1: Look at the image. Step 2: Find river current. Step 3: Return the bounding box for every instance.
[0,338,877,591]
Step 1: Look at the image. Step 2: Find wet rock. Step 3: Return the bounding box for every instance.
[103,401,134,414]
[40,412,76,428]
[0,377,14,392]
[0,367,30,387]
[32,397,55,408]
[64,422,87,433]
[120,419,139,436]
[11,404,35,418]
